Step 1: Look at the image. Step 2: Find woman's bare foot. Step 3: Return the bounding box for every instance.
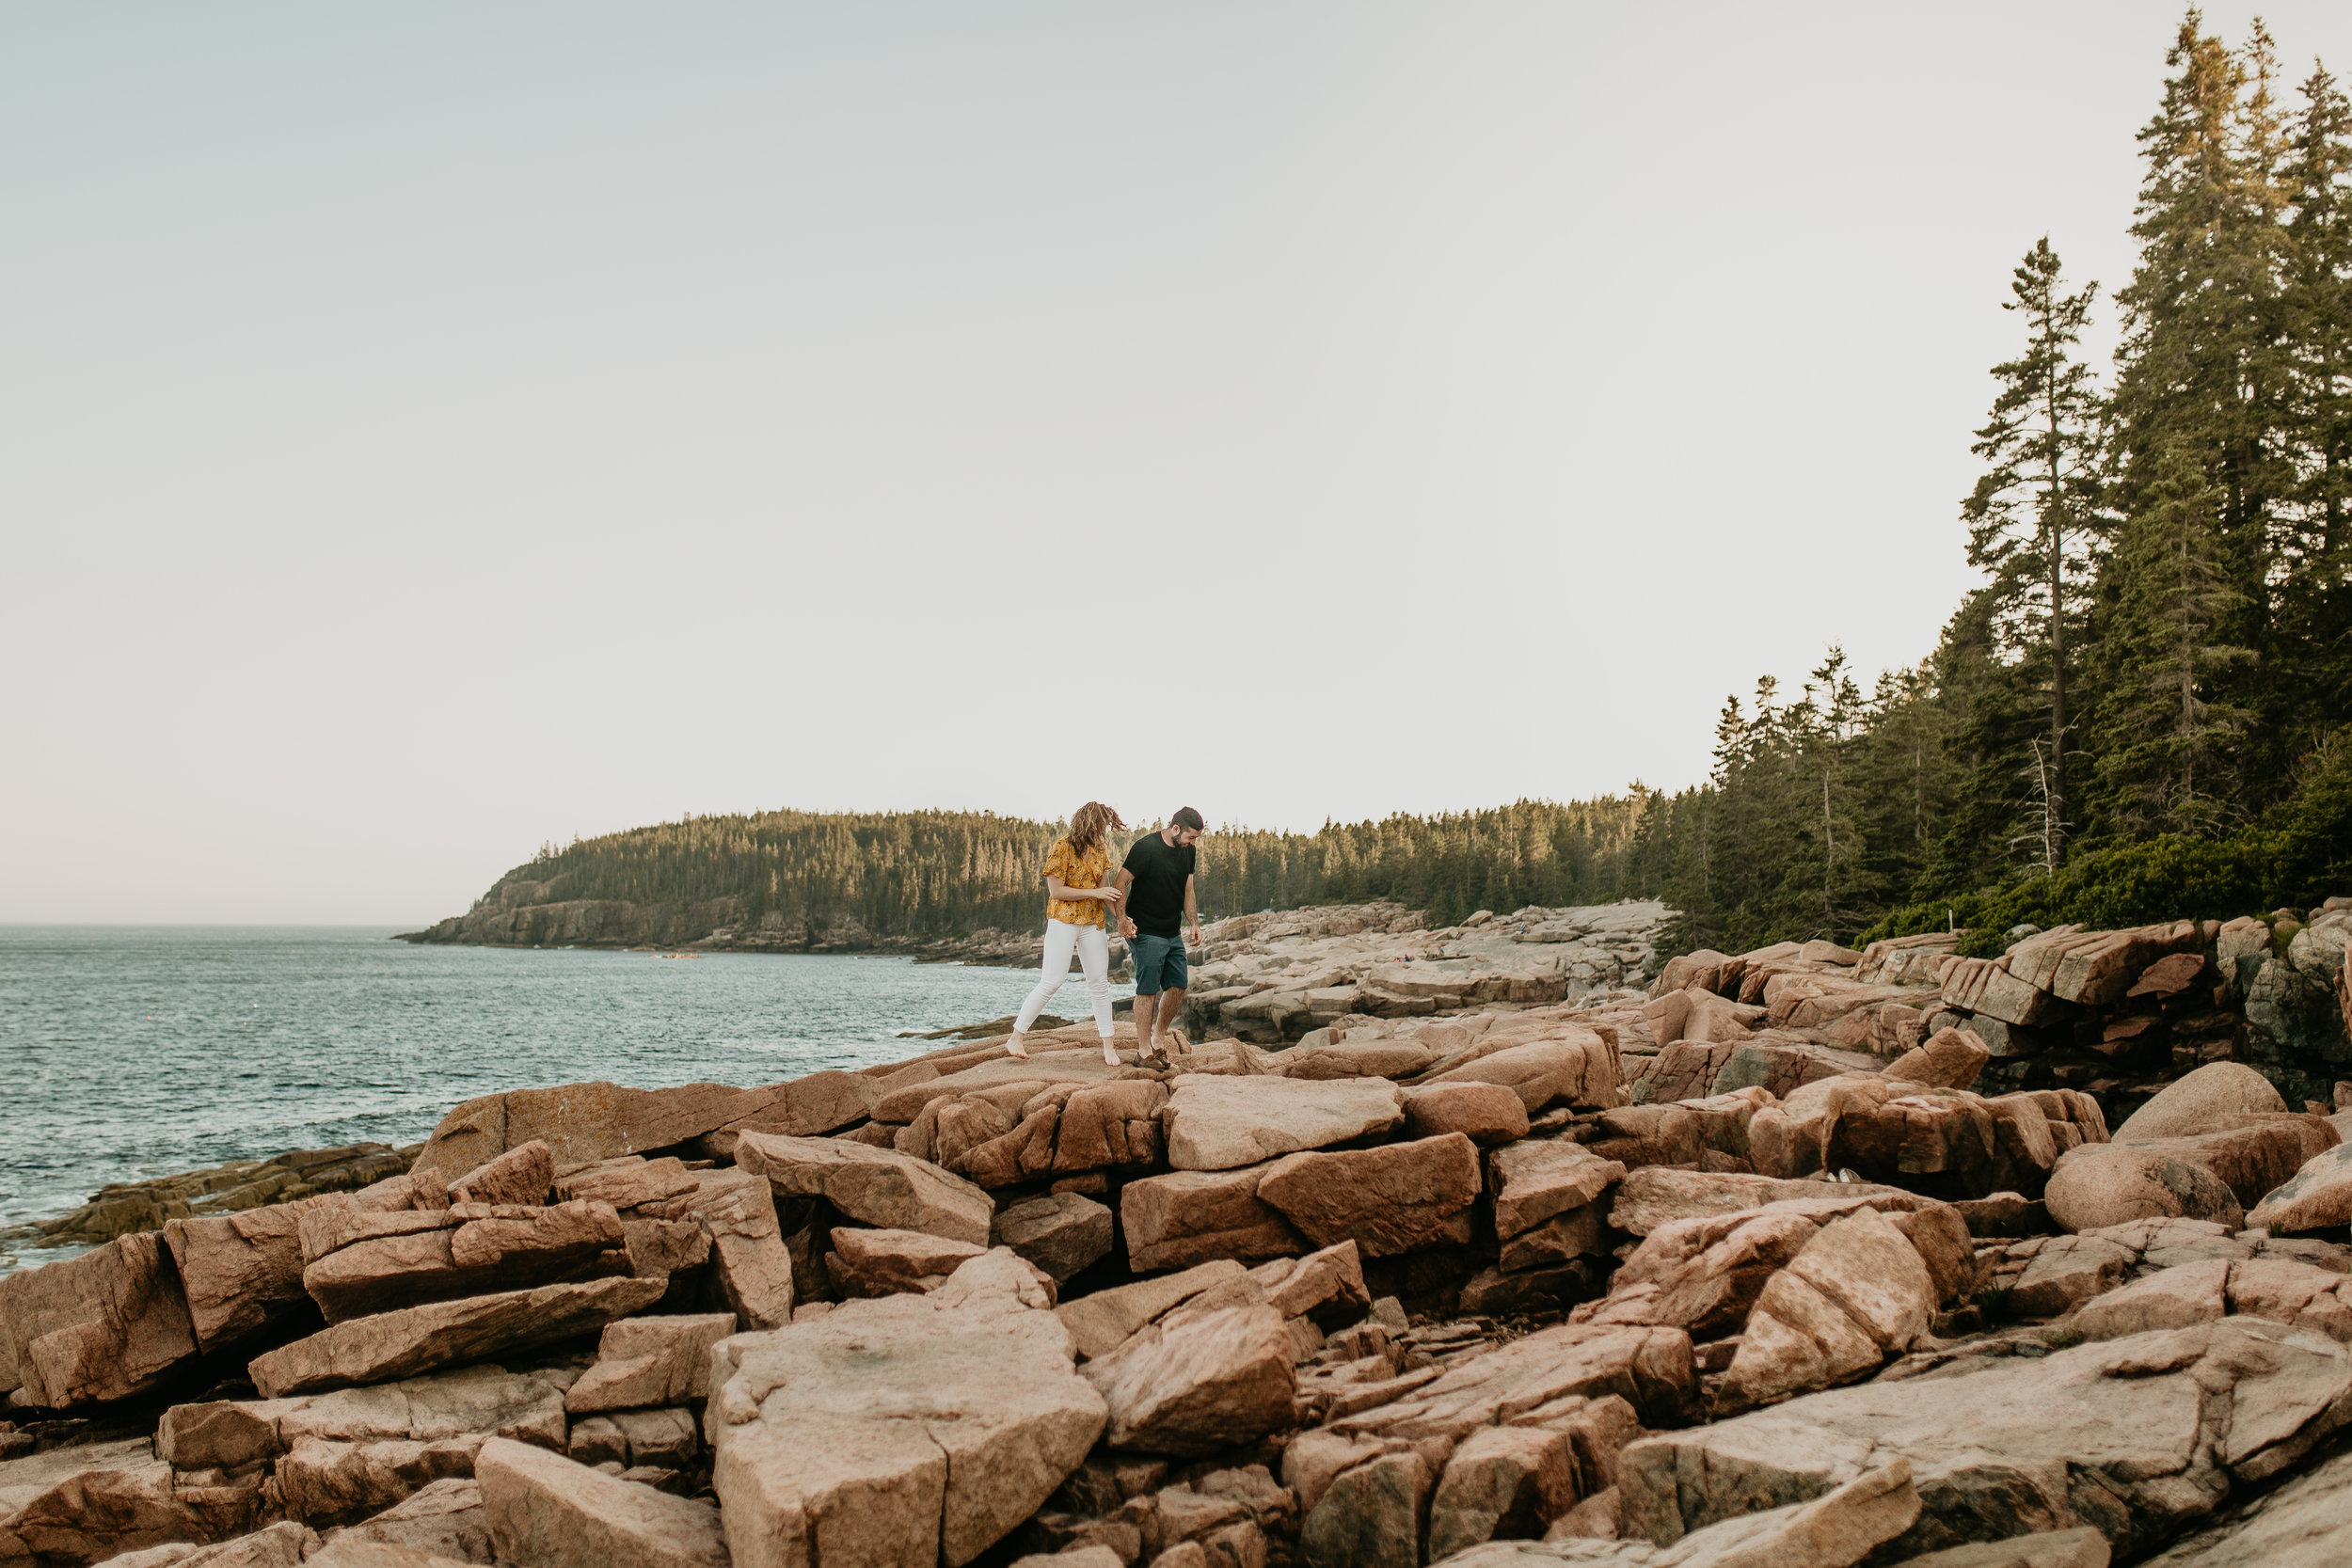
[1102,1039,1121,1066]
[1007,1033,1030,1060]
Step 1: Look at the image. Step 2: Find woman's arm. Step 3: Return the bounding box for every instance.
[1047,875,1120,905]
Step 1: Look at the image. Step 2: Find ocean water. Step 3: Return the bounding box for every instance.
[0,926,1104,1274]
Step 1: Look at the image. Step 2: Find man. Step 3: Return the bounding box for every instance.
[1116,807,1204,1060]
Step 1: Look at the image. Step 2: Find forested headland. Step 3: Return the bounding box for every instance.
[417,13,2351,959]
[428,799,1648,946]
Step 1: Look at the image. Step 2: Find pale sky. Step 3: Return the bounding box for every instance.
[8,3,2350,924]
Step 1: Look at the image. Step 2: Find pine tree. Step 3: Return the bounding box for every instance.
[1962,238,2107,864]
[2109,15,2295,725]
[2092,440,2259,833]
[2277,63,2352,729]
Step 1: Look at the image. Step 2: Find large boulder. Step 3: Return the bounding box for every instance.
[1421,1034,1622,1114]
[828,1227,988,1296]
[1719,1208,1937,1408]
[164,1196,348,1355]
[1618,1319,2352,1561]
[2138,1439,2352,1566]
[1403,1083,1531,1145]
[2044,1146,2245,1233]
[2250,1142,2352,1232]
[686,1167,796,1330]
[0,1231,198,1408]
[733,1132,993,1246]
[476,1436,727,1568]
[993,1192,1115,1284]
[2115,1063,2288,1141]
[1424,1425,1576,1560]
[721,1069,882,1139]
[1121,1167,1308,1273]
[565,1314,738,1414]
[707,1251,1104,1568]
[1081,1302,1296,1456]
[1054,1261,1248,1359]
[1490,1142,1626,1242]
[1160,1075,1406,1171]
[247,1277,666,1398]
[1254,1134,1483,1257]
[312,1476,489,1561]
[0,1438,252,1565]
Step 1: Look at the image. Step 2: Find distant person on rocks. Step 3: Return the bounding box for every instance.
[1116,806,1205,1062]
[1009,801,1127,1065]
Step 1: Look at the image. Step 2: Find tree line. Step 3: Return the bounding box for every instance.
[1626,11,2352,957]
[487,799,1649,940]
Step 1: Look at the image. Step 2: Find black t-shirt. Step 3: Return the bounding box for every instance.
[1121,832,1196,939]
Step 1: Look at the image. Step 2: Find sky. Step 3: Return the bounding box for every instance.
[8,2,2352,925]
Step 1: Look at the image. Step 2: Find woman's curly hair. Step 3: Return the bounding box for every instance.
[1068,800,1127,857]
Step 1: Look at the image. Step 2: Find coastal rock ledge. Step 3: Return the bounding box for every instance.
[8,899,2352,1568]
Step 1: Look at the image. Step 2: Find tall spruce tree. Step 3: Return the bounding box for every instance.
[1961,239,2106,866]
[2278,63,2352,730]
[2092,439,2258,832]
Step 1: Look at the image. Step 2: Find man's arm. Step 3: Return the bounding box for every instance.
[1184,875,1199,944]
[1114,868,1136,938]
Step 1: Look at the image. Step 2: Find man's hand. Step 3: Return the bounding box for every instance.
[1188,925,1201,947]
[1120,917,1137,939]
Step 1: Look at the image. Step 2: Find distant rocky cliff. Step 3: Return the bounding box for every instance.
[397,876,1036,963]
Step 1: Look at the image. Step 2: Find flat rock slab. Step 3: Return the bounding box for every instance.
[0,1230,199,1408]
[1332,1322,1695,1437]
[419,1080,795,1179]
[1608,1167,1921,1238]
[870,1057,1130,1126]
[1619,1319,2352,1561]
[734,1132,993,1246]
[709,1250,1104,1568]
[1161,1075,1406,1171]
[1256,1133,1482,1258]
[477,1435,727,1568]
[248,1276,667,1398]
[162,1362,570,1473]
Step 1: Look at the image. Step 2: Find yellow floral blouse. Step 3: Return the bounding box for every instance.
[1043,835,1114,927]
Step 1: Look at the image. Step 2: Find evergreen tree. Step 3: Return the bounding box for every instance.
[2108,14,2295,773]
[2091,439,2258,833]
[1961,239,2106,865]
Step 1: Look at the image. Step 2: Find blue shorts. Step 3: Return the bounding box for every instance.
[1129,933,1189,995]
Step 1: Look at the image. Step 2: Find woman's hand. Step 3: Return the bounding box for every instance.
[1096,887,1123,905]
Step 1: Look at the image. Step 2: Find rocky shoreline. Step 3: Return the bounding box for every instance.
[4,900,2352,1568]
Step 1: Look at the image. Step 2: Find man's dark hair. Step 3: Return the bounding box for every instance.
[1171,806,1206,832]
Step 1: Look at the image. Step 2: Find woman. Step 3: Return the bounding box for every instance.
[1009,801,1127,1065]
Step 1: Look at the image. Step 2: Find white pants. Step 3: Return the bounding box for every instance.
[1016,919,1116,1037]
